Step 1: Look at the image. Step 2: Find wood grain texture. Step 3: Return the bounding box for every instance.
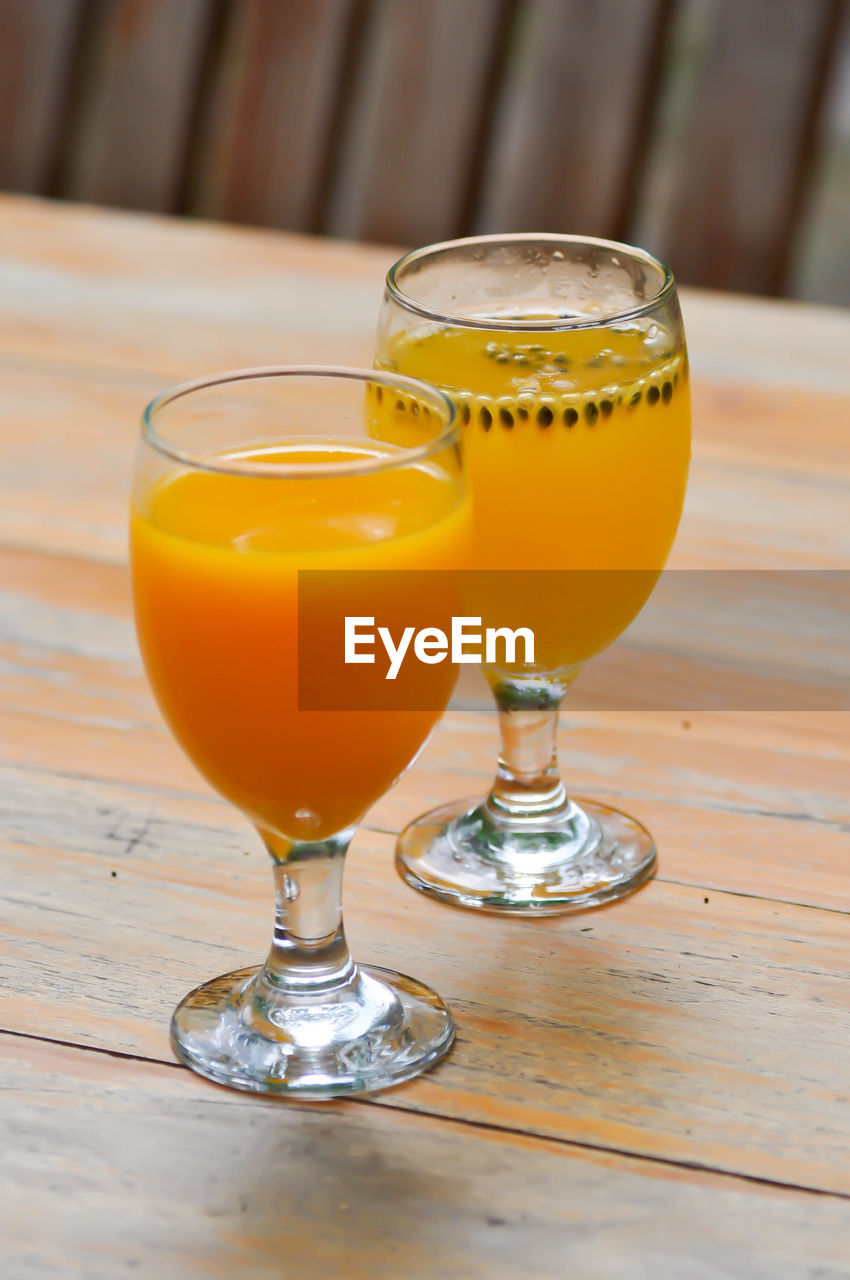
[2,674,850,913]
[1,195,850,1271]
[0,0,82,193]
[0,195,389,381]
[2,359,849,569]
[324,0,510,243]
[2,194,850,388]
[0,543,848,913]
[192,0,357,231]
[0,563,848,1195]
[61,0,212,212]
[4,1035,850,1280]
[474,0,669,237]
[2,778,850,1193]
[646,0,843,293]
[0,196,848,571]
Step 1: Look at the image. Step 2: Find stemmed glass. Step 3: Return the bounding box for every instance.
[376,235,691,914]
[130,367,467,1095]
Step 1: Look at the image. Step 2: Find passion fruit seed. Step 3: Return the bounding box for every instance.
[451,352,684,429]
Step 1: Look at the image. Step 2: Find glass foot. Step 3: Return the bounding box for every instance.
[171,963,454,1098]
[396,796,657,915]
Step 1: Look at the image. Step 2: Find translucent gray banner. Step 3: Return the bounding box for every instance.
[297,570,849,711]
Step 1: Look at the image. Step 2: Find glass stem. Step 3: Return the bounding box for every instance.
[258,827,357,995]
[485,684,568,824]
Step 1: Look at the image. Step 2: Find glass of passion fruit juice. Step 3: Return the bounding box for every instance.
[375,234,690,915]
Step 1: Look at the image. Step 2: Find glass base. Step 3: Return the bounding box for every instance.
[396,796,656,916]
[171,963,454,1098]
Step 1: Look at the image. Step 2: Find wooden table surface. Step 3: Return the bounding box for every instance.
[1,194,849,1278]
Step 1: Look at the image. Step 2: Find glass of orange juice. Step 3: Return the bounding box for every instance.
[376,235,691,915]
[130,367,468,1095]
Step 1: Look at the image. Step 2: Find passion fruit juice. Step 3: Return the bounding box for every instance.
[131,441,470,842]
[376,319,690,674]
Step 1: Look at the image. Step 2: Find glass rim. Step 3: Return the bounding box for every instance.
[141,365,458,478]
[385,232,676,331]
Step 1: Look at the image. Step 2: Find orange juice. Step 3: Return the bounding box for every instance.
[377,319,690,672]
[131,442,469,844]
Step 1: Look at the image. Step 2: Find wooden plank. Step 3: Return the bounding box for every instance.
[0,196,388,382]
[3,663,850,896]
[3,686,850,914]
[640,0,844,294]
[678,290,850,395]
[192,0,358,232]
[0,535,849,908]
[2,796,850,1194]
[2,358,849,568]
[0,199,848,1264]
[0,0,82,194]
[4,1036,850,1280]
[1,542,849,799]
[2,180,849,1275]
[2,195,850,392]
[2,701,850,901]
[324,0,511,244]
[0,366,149,564]
[60,0,212,213]
[0,550,844,1198]
[3,194,850,575]
[473,0,669,237]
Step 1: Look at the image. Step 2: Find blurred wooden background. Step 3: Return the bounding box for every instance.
[1,0,848,304]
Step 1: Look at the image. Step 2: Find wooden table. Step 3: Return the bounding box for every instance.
[1,194,849,1278]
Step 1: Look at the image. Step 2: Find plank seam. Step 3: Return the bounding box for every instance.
[0,1024,183,1071]
[2,1025,848,1203]
[2,758,849,916]
[365,1095,850,1205]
